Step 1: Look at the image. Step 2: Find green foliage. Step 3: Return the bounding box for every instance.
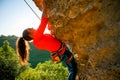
[0,35,51,67]
[0,35,17,49]
[16,61,68,80]
[0,40,20,80]
[29,43,51,68]
[0,37,69,80]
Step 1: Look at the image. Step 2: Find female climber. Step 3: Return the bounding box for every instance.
[16,0,77,80]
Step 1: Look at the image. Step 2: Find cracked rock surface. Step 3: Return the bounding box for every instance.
[33,0,120,79]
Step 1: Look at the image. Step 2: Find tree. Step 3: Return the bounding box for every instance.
[0,40,20,80]
[16,61,68,80]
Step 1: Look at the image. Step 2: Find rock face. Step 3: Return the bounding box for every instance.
[33,0,120,80]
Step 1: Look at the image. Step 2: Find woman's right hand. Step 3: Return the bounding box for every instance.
[42,1,50,18]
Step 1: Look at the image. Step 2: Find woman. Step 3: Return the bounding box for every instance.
[16,0,77,80]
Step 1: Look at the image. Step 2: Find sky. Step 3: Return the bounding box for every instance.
[0,0,46,36]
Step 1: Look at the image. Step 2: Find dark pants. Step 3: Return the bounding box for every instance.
[61,49,77,80]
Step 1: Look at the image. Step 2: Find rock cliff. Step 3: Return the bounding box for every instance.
[33,0,120,80]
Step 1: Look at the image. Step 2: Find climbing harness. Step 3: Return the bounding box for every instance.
[51,42,66,62]
[24,0,40,20]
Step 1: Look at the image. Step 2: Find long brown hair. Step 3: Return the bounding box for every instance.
[16,28,34,65]
[16,37,30,65]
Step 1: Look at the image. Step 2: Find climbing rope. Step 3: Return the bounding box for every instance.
[24,0,40,20]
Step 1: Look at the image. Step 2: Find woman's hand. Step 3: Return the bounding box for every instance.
[42,1,50,18]
[39,0,43,11]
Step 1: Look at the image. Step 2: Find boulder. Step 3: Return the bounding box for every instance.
[33,0,120,80]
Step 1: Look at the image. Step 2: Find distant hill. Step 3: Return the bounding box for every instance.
[0,35,17,49]
[0,35,50,67]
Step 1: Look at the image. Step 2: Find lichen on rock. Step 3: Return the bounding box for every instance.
[33,0,120,80]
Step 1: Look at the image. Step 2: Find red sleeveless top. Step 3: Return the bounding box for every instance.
[33,17,61,52]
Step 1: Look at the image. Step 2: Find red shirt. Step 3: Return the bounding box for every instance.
[33,17,61,52]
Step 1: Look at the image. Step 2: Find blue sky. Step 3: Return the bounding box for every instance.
[0,0,43,36]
